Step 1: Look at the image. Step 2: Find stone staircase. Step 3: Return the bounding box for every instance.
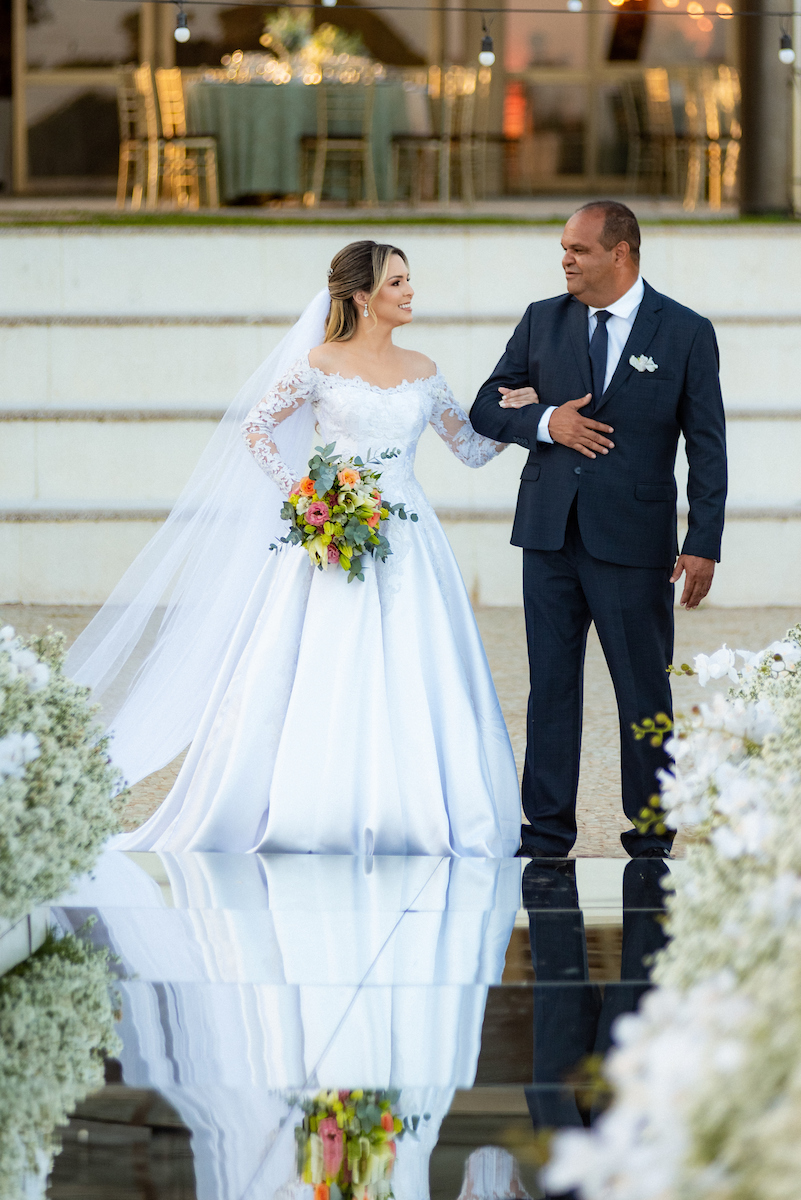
[1,225,799,606]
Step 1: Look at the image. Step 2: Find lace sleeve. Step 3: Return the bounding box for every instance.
[428,376,507,468]
[241,359,317,496]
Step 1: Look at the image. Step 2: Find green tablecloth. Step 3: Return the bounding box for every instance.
[186,79,409,202]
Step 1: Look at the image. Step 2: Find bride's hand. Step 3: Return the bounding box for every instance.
[498,386,539,409]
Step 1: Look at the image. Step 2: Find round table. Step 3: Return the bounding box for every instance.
[186,79,411,202]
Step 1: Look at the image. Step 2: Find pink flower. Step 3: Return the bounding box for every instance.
[367,512,380,528]
[306,501,330,527]
[327,544,340,566]
[318,1117,344,1178]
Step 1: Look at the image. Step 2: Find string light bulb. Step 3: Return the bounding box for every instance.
[779,32,796,63]
[478,33,495,67]
[567,0,583,11]
[174,8,190,42]
[321,0,338,7]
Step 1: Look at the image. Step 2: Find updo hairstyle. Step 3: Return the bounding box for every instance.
[325,240,409,343]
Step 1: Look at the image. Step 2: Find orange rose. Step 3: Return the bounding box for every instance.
[338,467,361,488]
[367,512,380,528]
[381,1111,394,1132]
[299,477,316,497]
[314,1186,329,1200]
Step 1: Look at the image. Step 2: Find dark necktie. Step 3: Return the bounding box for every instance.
[589,310,612,406]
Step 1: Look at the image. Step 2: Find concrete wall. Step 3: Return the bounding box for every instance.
[1,224,799,606]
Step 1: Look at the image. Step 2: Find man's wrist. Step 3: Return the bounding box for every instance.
[537,406,556,444]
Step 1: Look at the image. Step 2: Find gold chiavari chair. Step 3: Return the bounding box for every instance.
[643,68,679,196]
[681,65,741,211]
[154,68,220,209]
[390,67,443,205]
[115,64,157,210]
[717,65,741,204]
[301,81,378,207]
[391,66,478,205]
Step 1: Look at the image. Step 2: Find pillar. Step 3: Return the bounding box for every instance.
[740,0,793,213]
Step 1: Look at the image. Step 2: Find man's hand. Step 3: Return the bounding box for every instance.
[670,554,715,609]
[498,386,540,409]
[548,395,615,459]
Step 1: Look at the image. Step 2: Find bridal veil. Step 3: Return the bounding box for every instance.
[66,288,331,787]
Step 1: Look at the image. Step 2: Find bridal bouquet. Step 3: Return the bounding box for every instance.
[274,444,417,584]
[294,1088,424,1199]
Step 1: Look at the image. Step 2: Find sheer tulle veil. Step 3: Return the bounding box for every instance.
[66,288,331,788]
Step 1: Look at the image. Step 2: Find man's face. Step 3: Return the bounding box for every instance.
[561,210,618,303]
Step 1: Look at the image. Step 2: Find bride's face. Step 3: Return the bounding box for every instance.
[364,254,414,330]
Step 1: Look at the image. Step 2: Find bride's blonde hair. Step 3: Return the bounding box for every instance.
[325,240,409,343]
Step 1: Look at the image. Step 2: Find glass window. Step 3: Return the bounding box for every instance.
[26,0,140,69]
[27,84,118,179]
[597,6,729,66]
[504,12,588,73]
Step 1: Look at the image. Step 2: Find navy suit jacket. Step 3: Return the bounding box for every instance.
[470,281,727,570]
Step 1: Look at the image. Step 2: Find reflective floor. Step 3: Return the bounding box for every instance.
[45,852,674,1199]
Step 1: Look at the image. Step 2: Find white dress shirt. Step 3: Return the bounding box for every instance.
[537,275,645,443]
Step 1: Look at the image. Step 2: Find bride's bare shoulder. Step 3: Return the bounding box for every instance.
[399,349,437,379]
[307,344,346,371]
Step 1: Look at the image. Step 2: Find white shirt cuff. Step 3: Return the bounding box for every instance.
[537,406,556,444]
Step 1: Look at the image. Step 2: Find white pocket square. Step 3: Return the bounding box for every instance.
[629,354,658,373]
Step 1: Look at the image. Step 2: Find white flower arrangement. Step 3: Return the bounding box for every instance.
[0,626,125,923]
[0,929,120,1200]
[543,623,801,1200]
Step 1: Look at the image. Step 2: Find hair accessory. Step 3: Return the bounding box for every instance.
[363,304,369,317]
[327,267,333,277]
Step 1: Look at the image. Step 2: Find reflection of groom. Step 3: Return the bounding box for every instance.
[470,202,727,857]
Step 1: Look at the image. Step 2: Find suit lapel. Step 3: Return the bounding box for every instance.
[567,296,593,397]
[595,281,663,413]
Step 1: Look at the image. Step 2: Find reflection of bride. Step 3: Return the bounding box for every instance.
[66,240,529,857]
[58,851,521,1199]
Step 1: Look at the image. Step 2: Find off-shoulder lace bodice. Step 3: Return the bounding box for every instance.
[241,354,506,498]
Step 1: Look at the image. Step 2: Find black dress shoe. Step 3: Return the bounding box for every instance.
[515,845,566,859]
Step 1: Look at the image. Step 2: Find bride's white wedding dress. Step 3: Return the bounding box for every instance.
[119,355,520,857]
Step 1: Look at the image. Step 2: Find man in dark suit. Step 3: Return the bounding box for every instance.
[470,201,727,858]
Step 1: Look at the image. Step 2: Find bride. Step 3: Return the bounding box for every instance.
[68,240,538,857]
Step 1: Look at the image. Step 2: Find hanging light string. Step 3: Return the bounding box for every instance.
[479,16,495,66]
[84,0,801,63]
[174,1,191,41]
[72,0,801,15]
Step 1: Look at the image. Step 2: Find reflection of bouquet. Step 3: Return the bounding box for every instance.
[295,1088,423,1199]
[273,444,417,584]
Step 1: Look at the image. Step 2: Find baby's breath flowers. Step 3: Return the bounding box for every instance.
[543,624,801,1200]
[0,930,120,1200]
[0,626,125,923]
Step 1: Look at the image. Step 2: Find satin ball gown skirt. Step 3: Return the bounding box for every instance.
[117,505,520,857]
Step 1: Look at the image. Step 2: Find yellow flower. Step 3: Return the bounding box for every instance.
[306,535,327,568]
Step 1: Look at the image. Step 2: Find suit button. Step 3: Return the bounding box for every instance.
[574,466,581,475]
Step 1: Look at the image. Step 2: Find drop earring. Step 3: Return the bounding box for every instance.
[363,304,369,317]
